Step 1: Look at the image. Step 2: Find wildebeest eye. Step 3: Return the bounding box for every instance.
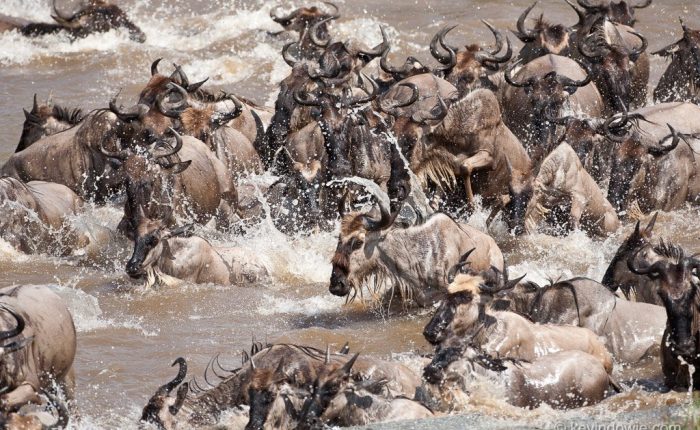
[145,235,159,246]
[348,238,363,251]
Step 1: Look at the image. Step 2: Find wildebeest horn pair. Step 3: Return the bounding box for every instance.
[504,59,592,89]
[157,82,189,119]
[578,31,647,61]
[475,21,512,66]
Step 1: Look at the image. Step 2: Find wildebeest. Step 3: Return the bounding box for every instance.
[329,178,504,307]
[606,104,700,214]
[423,266,613,373]
[2,106,154,203]
[514,2,577,62]
[523,142,619,236]
[1,0,146,42]
[427,22,512,96]
[0,285,76,417]
[269,2,339,61]
[627,240,700,389]
[0,176,88,255]
[105,128,238,241]
[17,94,83,153]
[501,276,665,363]
[602,213,663,304]
[124,214,268,287]
[572,0,652,28]
[502,54,603,161]
[424,88,532,227]
[423,346,614,410]
[578,25,647,112]
[653,19,700,104]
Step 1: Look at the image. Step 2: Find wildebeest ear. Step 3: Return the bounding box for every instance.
[166,160,192,174]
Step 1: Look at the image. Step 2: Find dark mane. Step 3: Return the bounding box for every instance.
[654,238,685,263]
[52,104,84,125]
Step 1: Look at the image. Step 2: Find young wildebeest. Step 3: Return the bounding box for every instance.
[423,346,614,410]
[653,19,700,104]
[602,213,663,305]
[423,265,613,373]
[329,179,504,307]
[0,0,146,42]
[0,176,88,255]
[0,285,76,416]
[501,276,665,364]
[627,241,700,389]
[124,211,268,287]
[523,142,619,236]
[17,94,83,153]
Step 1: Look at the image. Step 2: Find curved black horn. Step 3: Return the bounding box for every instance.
[282,42,299,67]
[109,97,149,122]
[187,77,209,93]
[151,58,162,76]
[447,248,476,284]
[156,82,189,119]
[0,307,24,342]
[358,25,390,60]
[344,72,378,107]
[99,139,129,161]
[379,82,419,116]
[648,124,680,157]
[310,16,336,48]
[557,59,593,88]
[157,357,188,395]
[504,60,533,88]
[430,25,458,65]
[212,95,244,127]
[515,2,538,43]
[172,64,190,89]
[152,127,184,159]
[476,21,512,64]
[627,31,648,60]
[32,93,39,112]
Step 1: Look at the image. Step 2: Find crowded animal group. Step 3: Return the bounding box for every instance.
[0,0,699,428]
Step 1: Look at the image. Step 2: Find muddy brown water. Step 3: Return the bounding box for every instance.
[0,0,700,428]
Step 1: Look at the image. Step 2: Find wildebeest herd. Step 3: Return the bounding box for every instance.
[0,0,699,428]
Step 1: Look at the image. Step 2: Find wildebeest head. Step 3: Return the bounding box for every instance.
[607,123,680,213]
[653,19,700,88]
[46,0,146,42]
[423,254,517,346]
[573,0,651,27]
[102,128,191,241]
[628,240,699,359]
[504,59,592,150]
[245,360,299,430]
[270,2,339,35]
[578,27,647,111]
[17,93,83,152]
[601,213,657,295]
[297,353,359,429]
[329,181,399,297]
[515,2,577,61]
[141,357,189,430]
[433,22,511,94]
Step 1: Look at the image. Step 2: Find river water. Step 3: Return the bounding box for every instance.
[0,0,699,428]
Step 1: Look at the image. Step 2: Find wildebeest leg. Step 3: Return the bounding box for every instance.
[1,382,41,411]
[569,194,586,232]
[459,151,493,207]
